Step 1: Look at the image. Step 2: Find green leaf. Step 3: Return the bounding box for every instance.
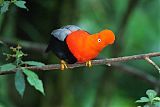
[22,68,45,95]
[136,97,150,103]
[0,63,16,71]
[144,105,150,107]
[15,69,25,97]
[14,1,28,10]
[153,97,160,101]
[23,61,45,66]
[154,102,160,107]
[16,50,24,58]
[146,89,157,100]
[0,1,10,14]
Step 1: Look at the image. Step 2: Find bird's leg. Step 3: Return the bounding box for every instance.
[85,60,92,67]
[60,60,68,70]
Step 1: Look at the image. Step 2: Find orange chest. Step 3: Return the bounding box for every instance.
[66,30,100,62]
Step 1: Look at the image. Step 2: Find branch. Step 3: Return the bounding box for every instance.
[145,57,160,73]
[0,52,160,75]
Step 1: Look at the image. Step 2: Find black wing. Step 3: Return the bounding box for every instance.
[45,25,81,64]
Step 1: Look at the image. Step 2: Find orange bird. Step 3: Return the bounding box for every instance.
[45,25,115,70]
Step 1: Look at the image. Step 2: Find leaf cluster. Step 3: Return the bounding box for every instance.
[136,89,160,107]
[0,45,45,97]
[0,0,28,14]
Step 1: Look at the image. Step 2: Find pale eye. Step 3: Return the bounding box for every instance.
[98,38,101,42]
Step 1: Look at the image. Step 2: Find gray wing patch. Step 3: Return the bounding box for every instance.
[61,25,81,31]
[51,25,81,41]
[51,29,71,41]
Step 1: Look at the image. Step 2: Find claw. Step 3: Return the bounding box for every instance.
[60,60,68,70]
[85,60,92,67]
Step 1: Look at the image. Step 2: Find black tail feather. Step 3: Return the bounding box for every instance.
[45,36,54,53]
[45,40,52,53]
[45,44,50,53]
[45,36,77,64]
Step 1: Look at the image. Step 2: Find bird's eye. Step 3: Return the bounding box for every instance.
[98,38,101,42]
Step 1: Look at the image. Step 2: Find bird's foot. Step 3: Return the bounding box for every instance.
[60,60,68,70]
[85,60,92,67]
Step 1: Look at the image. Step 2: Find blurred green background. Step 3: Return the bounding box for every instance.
[0,0,160,107]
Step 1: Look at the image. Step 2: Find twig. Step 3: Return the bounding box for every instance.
[0,52,160,75]
[145,57,160,74]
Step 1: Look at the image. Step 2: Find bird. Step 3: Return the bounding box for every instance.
[45,25,115,70]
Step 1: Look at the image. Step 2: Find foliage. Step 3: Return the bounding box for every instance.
[0,0,28,14]
[136,89,160,107]
[0,0,159,106]
[0,45,45,97]
[23,68,45,95]
[0,63,16,71]
[15,69,25,97]
[0,1,10,14]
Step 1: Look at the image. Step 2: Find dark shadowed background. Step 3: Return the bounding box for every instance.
[0,0,160,107]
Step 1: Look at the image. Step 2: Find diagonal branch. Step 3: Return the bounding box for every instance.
[145,57,160,73]
[0,52,160,75]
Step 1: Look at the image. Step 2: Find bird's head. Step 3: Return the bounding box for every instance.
[89,29,115,52]
[98,29,115,45]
